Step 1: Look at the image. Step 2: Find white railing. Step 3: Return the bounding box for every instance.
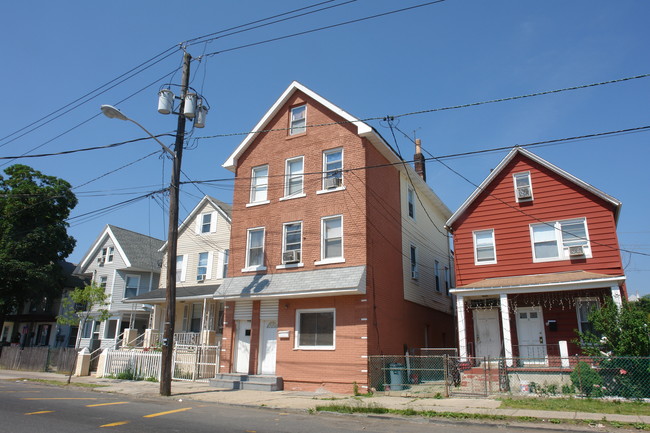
[103,349,161,381]
[172,344,220,382]
[174,332,200,345]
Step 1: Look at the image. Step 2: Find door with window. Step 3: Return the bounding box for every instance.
[516,306,547,364]
[234,320,251,374]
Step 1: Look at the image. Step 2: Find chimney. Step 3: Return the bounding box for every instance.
[413,138,426,181]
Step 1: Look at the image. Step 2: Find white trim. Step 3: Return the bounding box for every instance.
[456,296,467,362]
[124,274,141,299]
[473,229,497,265]
[500,294,513,366]
[279,193,306,201]
[407,186,416,220]
[241,265,267,273]
[294,308,336,350]
[450,276,626,297]
[206,251,214,280]
[314,258,346,266]
[322,148,343,191]
[249,164,269,205]
[79,225,132,270]
[316,186,346,195]
[283,156,304,198]
[513,171,533,203]
[246,200,270,208]
[575,296,600,335]
[216,287,362,300]
[611,285,623,309]
[276,263,305,269]
[321,214,343,262]
[246,227,265,269]
[282,220,303,264]
[216,250,225,279]
[529,217,592,263]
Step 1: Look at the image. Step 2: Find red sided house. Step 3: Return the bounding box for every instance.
[446,147,626,367]
[217,82,455,393]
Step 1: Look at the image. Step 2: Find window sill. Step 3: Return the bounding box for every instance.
[474,260,497,266]
[316,186,346,195]
[314,257,345,266]
[246,200,270,208]
[532,254,592,263]
[294,346,335,351]
[279,193,306,202]
[276,263,304,270]
[241,266,267,273]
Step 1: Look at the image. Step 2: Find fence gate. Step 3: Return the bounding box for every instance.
[172,344,220,382]
[446,356,503,397]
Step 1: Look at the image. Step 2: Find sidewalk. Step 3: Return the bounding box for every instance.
[1,369,648,427]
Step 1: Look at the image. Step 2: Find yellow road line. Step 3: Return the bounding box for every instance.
[100,421,130,427]
[87,402,129,407]
[22,397,99,400]
[143,407,192,418]
[25,411,54,415]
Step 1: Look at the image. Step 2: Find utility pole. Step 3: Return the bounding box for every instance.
[160,51,191,396]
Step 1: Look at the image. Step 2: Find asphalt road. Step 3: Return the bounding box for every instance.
[0,380,591,432]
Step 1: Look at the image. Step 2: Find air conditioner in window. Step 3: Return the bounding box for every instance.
[324,176,342,190]
[97,257,105,264]
[411,270,419,280]
[569,245,585,257]
[197,274,206,282]
[282,250,301,264]
[517,186,532,200]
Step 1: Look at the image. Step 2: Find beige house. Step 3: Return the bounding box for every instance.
[126,195,231,347]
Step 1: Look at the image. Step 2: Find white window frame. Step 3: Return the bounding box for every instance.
[277,221,303,269]
[319,148,344,193]
[407,186,416,219]
[316,215,344,265]
[513,171,533,202]
[249,165,269,205]
[530,217,592,262]
[124,274,141,299]
[200,213,213,234]
[244,227,266,271]
[197,252,209,281]
[576,297,600,335]
[176,255,187,283]
[410,244,418,280]
[473,229,497,265]
[98,275,108,290]
[221,249,229,279]
[289,105,306,135]
[295,308,335,350]
[282,156,305,199]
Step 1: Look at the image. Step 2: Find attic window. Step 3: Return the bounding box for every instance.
[513,172,533,202]
[290,105,306,135]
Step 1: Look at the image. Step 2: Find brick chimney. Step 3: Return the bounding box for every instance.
[413,138,426,181]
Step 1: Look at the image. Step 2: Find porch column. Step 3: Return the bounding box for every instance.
[499,294,513,367]
[611,286,623,310]
[456,295,467,361]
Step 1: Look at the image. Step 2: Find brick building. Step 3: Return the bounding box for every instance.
[217,82,455,393]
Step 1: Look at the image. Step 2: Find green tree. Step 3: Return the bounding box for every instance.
[0,164,77,326]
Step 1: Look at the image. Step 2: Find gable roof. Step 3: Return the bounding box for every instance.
[76,225,164,273]
[159,195,232,252]
[222,81,451,217]
[445,147,622,229]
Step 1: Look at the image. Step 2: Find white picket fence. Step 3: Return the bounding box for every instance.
[103,349,162,381]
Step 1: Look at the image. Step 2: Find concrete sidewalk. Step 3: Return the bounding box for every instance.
[1,369,648,427]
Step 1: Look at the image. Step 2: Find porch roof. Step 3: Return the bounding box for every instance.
[123,285,219,303]
[216,266,366,300]
[450,271,625,297]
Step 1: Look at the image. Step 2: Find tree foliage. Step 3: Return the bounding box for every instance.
[0,164,77,318]
[57,283,110,326]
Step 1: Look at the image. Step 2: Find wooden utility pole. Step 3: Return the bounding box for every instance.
[160,51,190,396]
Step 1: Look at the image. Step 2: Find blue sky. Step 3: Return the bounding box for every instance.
[2,1,649,294]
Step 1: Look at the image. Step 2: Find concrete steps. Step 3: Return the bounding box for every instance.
[209,373,283,391]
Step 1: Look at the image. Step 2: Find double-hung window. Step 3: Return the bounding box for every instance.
[296,309,335,349]
[250,165,269,204]
[410,245,418,279]
[246,228,265,269]
[201,213,212,233]
[284,157,304,197]
[321,215,343,261]
[473,229,496,265]
[513,172,533,202]
[98,276,108,290]
[444,266,450,295]
[290,105,306,135]
[197,252,209,281]
[576,297,600,336]
[322,149,343,190]
[176,255,186,282]
[124,275,140,298]
[222,249,229,278]
[283,222,302,264]
[434,260,440,292]
[100,246,114,263]
[530,218,590,261]
[407,187,415,219]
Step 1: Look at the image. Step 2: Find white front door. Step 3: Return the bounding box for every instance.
[516,306,547,363]
[258,320,277,375]
[473,309,501,359]
[234,320,251,374]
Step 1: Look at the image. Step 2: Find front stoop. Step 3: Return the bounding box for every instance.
[209,374,283,391]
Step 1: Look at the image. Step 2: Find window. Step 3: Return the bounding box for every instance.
[124,275,140,298]
[473,229,496,265]
[576,298,600,336]
[531,218,590,261]
[105,320,118,339]
[296,309,335,349]
[246,228,265,269]
[322,149,343,190]
[407,187,415,219]
[284,157,304,197]
[444,266,450,295]
[222,249,229,278]
[322,216,343,260]
[201,213,212,233]
[410,245,418,279]
[98,276,108,290]
[176,255,186,282]
[100,246,114,263]
[513,172,533,202]
[434,260,440,292]
[197,252,209,280]
[250,165,269,204]
[81,321,93,339]
[290,105,306,135]
[283,222,302,263]
[190,303,202,332]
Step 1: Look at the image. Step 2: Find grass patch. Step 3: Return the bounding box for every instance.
[500,397,650,416]
[19,378,108,389]
[314,403,650,430]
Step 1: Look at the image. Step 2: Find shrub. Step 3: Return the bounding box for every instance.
[570,362,603,397]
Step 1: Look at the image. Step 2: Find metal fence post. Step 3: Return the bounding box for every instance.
[444,355,449,397]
